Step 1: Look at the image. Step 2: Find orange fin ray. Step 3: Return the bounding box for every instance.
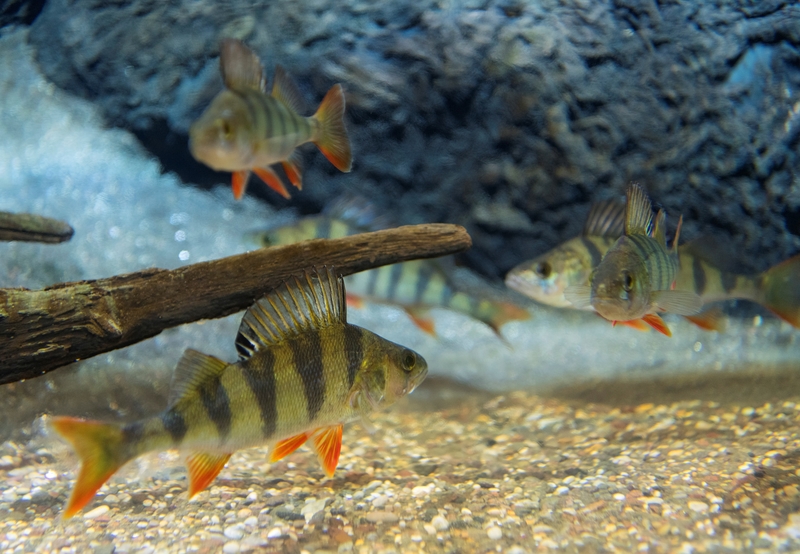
[253,166,291,199]
[51,417,128,519]
[281,156,303,190]
[641,313,672,337]
[346,293,365,309]
[186,452,232,498]
[232,170,250,200]
[404,306,437,336]
[311,424,343,478]
[684,305,727,332]
[312,84,352,172]
[760,253,800,328]
[615,318,651,332]
[270,433,309,463]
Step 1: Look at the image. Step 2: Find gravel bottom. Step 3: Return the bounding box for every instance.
[3,384,800,553]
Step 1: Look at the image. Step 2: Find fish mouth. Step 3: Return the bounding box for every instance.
[408,364,429,394]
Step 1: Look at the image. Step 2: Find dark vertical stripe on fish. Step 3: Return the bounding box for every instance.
[290,333,325,421]
[235,90,259,126]
[344,325,364,388]
[580,237,603,269]
[414,263,433,304]
[276,104,287,153]
[253,93,273,138]
[122,421,146,444]
[692,256,706,295]
[160,410,187,444]
[721,271,737,294]
[200,380,232,440]
[386,263,404,302]
[242,352,278,439]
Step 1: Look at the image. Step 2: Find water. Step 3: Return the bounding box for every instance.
[1,1,800,550]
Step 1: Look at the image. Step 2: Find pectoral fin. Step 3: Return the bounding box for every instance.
[311,424,343,478]
[270,433,309,462]
[564,285,593,310]
[651,290,702,316]
[186,452,232,498]
[684,305,727,332]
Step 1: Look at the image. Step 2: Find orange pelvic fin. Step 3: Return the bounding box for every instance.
[615,318,651,332]
[683,305,727,332]
[346,293,365,309]
[232,170,250,200]
[51,417,128,519]
[641,313,672,337]
[404,306,437,337]
[186,452,232,498]
[487,301,530,334]
[270,433,309,463]
[312,84,352,172]
[253,166,291,199]
[311,424,343,478]
[281,152,303,190]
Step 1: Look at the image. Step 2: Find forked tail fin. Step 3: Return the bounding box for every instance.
[312,84,352,172]
[759,254,800,328]
[51,417,129,519]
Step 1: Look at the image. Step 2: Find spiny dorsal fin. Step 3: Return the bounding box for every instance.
[625,183,653,236]
[220,38,265,92]
[169,349,228,406]
[583,199,626,238]
[271,64,307,114]
[323,195,395,232]
[235,267,346,359]
[651,208,667,246]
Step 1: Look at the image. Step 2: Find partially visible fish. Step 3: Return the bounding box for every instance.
[506,198,800,331]
[254,198,529,338]
[189,39,352,200]
[52,267,427,518]
[563,184,702,336]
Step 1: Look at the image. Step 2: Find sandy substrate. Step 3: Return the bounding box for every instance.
[3,378,800,553]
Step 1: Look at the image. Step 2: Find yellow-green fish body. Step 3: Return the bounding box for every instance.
[256,206,529,337]
[189,39,352,200]
[52,268,427,518]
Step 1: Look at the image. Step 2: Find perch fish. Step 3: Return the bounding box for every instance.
[254,197,529,337]
[189,39,352,200]
[564,183,702,336]
[506,198,800,331]
[52,267,427,518]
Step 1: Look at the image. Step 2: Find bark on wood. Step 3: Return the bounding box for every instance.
[0,211,74,243]
[0,223,471,385]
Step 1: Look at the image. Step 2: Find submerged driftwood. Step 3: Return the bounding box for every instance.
[0,223,471,385]
[0,211,74,243]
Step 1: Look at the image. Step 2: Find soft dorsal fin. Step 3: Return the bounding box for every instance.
[583,199,626,238]
[169,349,228,406]
[271,64,307,114]
[625,183,653,236]
[651,208,667,245]
[220,38,265,91]
[235,267,346,360]
[323,195,395,232]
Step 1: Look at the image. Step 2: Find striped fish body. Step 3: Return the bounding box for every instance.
[51,268,427,518]
[257,213,529,336]
[675,250,760,304]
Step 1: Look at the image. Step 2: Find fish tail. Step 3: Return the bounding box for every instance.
[758,253,800,327]
[312,84,352,172]
[51,417,130,519]
[485,301,530,334]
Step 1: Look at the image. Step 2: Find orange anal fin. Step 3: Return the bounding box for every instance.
[642,313,672,337]
[232,170,250,200]
[684,305,727,332]
[404,308,437,337]
[51,417,126,519]
[346,293,365,309]
[253,166,291,199]
[311,424,343,478]
[281,158,303,190]
[616,318,651,332]
[186,452,232,498]
[270,433,309,463]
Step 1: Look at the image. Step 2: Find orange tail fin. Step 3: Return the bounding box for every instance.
[312,84,352,172]
[51,417,129,519]
[759,254,800,328]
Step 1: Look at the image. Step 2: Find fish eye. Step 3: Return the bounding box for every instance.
[401,349,416,373]
[534,261,552,279]
[621,270,634,292]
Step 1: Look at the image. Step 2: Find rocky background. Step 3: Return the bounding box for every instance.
[21,0,800,279]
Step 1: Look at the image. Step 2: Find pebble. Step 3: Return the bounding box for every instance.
[224,525,244,540]
[104,494,119,504]
[487,526,503,540]
[431,515,449,531]
[222,541,240,553]
[83,505,110,519]
[365,511,399,523]
[688,501,709,514]
[267,528,282,539]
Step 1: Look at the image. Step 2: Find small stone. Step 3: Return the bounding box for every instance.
[688,501,709,513]
[224,525,245,540]
[84,505,110,519]
[244,516,259,528]
[365,511,399,523]
[267,528,282,539]
[431,515,449,531]
[423,524,436,535]
[104,494,119,504]
[487,526,503,540]
[301,498,329,524]
[222,541,240,553]
[372,495,388,508]
[244,492,258,504]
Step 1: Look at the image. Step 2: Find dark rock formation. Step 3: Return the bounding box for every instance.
[0,0,44,27]
[28,0,800,279]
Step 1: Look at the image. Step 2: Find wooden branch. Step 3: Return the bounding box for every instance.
[0,211,74,243]
[0,224,470,385]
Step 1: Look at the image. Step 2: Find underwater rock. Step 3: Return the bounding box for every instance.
[27,0,800,279]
